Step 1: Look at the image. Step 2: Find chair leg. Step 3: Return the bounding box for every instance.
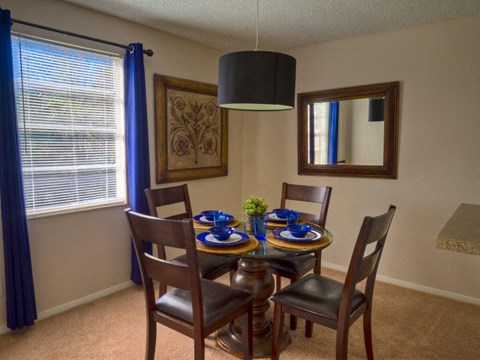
[193,336,205,360]
[145,317,156,360]
[305,320,313,338]
[289,277,298,330]
[272,302,285,360]
[289,315,297,330]
[335,324,350,360]
[363,308,374,360]
[240,307,253,359]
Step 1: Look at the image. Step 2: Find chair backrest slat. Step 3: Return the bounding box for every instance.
[128,210,194,249]
[145,185,193,219]
[144,254,191,290]
[280,182,332,227]
[354,246,382,283]
[364,210,395,244]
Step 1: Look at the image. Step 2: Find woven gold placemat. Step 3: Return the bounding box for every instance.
[266,232,331,250]
[267,218,305,228]
[196,237,259,254]
[193,219,240,230]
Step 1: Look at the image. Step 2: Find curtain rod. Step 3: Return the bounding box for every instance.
[11,18,154,56]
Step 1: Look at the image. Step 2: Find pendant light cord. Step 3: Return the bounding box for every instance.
[254,0,259,51]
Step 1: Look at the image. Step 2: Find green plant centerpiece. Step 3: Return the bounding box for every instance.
[242,196,268,232]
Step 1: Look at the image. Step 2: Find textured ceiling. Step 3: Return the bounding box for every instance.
[61,0,480,51]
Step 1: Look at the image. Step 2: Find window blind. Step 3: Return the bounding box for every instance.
[309,103,329,165]
[11,36,126,216]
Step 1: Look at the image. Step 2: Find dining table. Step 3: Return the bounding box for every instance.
[193,215,333,358]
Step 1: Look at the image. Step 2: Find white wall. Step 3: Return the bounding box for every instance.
[243,16,480,299]
[0,0,244,328]
[349,99,384,165]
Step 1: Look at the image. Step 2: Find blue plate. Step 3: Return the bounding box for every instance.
[194,214,234,225]
[273,228,322,242]
[196,231,249,247]
[266,212,287,223]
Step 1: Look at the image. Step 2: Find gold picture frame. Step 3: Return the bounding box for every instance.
[154,74,228,184]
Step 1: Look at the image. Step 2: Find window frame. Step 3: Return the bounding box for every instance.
[11,33,127,218]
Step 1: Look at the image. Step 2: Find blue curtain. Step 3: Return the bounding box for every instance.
[0,8,37,330]
[328,101,339,165]
[125,43,151,285]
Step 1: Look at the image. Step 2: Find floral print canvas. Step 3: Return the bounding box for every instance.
[166,89,221,170]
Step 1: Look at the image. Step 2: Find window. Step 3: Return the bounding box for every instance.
[308,102,329,164]
[11,35,126,216]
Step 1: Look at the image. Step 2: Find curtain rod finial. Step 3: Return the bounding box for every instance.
[129,46,153,57]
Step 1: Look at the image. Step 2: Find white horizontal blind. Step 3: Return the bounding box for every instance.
[11,36,126,216]
[309,103,329,165]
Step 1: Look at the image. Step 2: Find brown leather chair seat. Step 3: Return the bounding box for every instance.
[156,279,253,327]
[171,253,237,278]
[272,274,365,321]
[267,254,316,277]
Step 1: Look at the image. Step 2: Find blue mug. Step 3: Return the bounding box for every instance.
[214,212,228,227]
[286,210,300,225]
[201,210,221,222]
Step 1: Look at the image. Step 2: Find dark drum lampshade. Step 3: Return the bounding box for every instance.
[217,50,296,111]
[368,98,385,122]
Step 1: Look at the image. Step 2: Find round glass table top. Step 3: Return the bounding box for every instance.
[195,220,333,259]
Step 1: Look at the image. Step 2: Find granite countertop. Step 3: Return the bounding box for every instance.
[436,203,480,256]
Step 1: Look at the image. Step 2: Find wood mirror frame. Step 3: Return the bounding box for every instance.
[298,81,399,178]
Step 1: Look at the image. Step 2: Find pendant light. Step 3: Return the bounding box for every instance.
[217,0,296,111]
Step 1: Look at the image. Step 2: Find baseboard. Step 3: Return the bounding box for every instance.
[0,281,133,335]
[322,261,480,305]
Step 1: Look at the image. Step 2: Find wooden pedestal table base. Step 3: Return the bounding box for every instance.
[215,258,290,358]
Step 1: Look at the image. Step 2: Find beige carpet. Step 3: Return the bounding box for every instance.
[0,268,479,359]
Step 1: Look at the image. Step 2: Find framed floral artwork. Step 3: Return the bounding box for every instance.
[154,74,228,183]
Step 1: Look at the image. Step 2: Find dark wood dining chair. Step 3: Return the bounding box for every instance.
[145,185,238,295]
[125,210,253,360]
[267,182,332,330]
[271,205,396,360]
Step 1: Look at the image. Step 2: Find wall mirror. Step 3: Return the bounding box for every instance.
[298,81,399,178]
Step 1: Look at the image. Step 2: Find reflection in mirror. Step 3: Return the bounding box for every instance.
[298,82,399,178]
[308,98,385,166]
